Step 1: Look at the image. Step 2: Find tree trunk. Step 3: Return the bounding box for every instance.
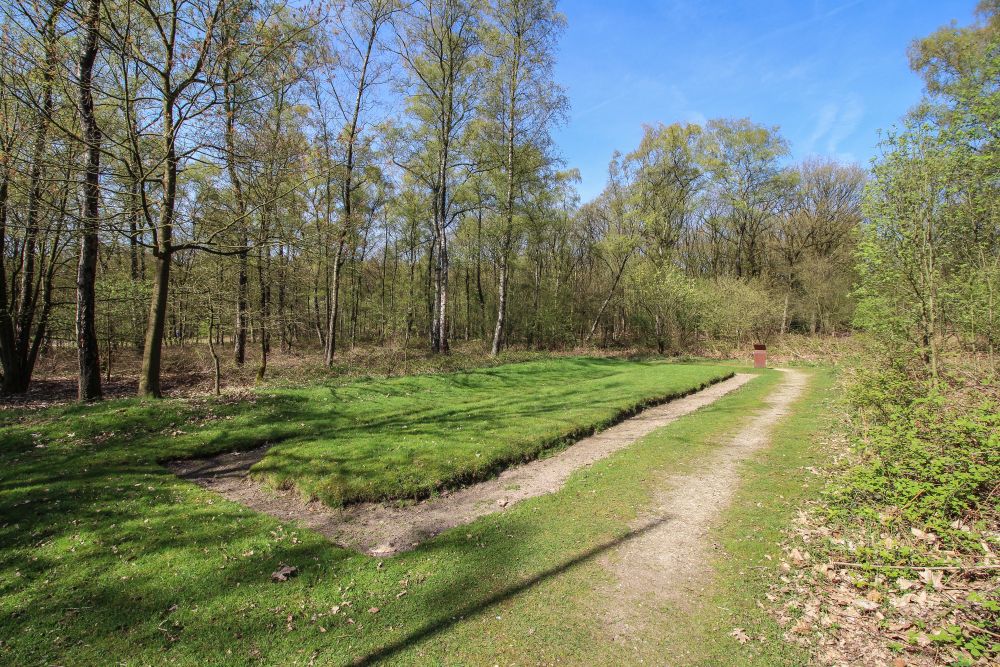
[208,311,221,396]
[257,243,270,383]
[234,248,248,363]
[138,83,178,398]
[324,240,346,364]
[224,51,250,366]
[76,0,102,402]
[139,251,170,397]
[491,259,509,355]
[0,154,19,392]
[438,226,450,354]
[587,254,632,343]
[491,55,519,356]
[780,292,790,335]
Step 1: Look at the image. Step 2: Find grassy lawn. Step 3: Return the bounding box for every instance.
[0,360,835,666]
[249,358,732,505]
[1,358,731,508]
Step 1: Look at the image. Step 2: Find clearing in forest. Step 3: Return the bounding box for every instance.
[169,373,755,555]
[1,360,833,665]
[172,358,732,506]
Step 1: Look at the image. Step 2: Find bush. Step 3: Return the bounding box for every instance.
[831,357,1000,559]
[699,276,783,346]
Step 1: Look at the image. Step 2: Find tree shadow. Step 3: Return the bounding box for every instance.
[353,515,672,666]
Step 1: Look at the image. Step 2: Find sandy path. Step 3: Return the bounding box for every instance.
[167,373,755,556]
[602,368,808,641]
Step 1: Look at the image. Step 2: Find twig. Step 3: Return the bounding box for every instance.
[829,562,1000,572]
[963,622,1000,641]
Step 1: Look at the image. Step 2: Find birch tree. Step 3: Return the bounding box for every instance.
[480,0,565,355]
[397,0,481,353]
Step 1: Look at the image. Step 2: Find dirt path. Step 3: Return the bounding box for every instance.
[167,373,756,556]
[601,368,809,641]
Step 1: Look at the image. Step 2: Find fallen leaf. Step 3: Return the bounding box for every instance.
[918,569,943,590]
[730,628,751,644]
[791,619,812,634]
[271,565,298,582]
[852,598,879,612]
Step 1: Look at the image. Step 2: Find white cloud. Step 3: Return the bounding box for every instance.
[804,95,864,156]
[825,94,864,153]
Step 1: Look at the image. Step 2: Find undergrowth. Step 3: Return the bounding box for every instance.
[779,343,999,666]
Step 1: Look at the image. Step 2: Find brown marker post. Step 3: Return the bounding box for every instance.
[753,343,767,368]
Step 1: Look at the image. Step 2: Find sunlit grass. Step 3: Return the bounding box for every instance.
[1,359,825,666]
[248,358,732,505]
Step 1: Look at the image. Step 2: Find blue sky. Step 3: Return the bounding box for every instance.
[553,0,977,200]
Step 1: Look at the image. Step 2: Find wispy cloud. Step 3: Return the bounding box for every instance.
[805,94,864,157]
[743,0,865,50]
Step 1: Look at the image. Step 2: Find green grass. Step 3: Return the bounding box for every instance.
[248,358,732,505]
[1,358,731,509]
[0,360,836,665]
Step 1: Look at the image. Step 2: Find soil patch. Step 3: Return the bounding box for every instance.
[601,368,808,641]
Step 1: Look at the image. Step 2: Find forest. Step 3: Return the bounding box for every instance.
[0,1,997,666]
[0,0,877,400]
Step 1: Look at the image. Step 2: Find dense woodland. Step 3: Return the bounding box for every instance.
[0,0,996,400]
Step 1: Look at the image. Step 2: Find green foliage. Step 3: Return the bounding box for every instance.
[834,388,999,553]
[624,265,783,351]
[823,334,1000,572]
[700,276,783,346]
[856,3,1000,368]
[624,262,704,352]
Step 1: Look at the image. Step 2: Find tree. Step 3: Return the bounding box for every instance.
[910,0,1000,356]
[700,118,794,278]
[626,122,703,266]
[397,0,482,354]
[76,0,103,401]
[856,1,999,376]
[773,159,864,334]
[584,153,642,342]
[0,0,70,394]
[856,124,955,379]
[321,0,397,365]
[479,0,565,355]
[118,0,225,397]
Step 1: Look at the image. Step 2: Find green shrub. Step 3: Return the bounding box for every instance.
[830,362,999,558]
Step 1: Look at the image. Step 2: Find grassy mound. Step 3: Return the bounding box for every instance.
[246,358,732,505]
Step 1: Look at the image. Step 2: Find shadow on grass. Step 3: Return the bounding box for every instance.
[353,515,671,666]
